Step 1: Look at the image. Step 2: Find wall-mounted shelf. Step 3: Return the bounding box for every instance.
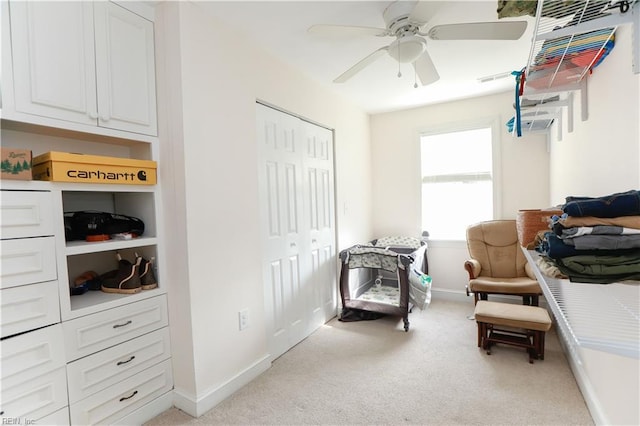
[510,0,638,138]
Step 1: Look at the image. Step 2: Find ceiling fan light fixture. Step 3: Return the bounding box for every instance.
[388,36,426,64]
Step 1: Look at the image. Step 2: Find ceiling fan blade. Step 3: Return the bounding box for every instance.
[334,47,389,83]
[308,24,389,38]
[413,50,439,86]
[408,1,444,25]
[428,21,527,40]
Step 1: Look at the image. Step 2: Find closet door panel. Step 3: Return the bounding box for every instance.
[10,1,97,125]
[303,123,337,324]
[258,105,307,359]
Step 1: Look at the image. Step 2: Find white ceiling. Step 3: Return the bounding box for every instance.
[195,1,537,114]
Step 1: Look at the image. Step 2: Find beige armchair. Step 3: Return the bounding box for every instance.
[464,220,541,306]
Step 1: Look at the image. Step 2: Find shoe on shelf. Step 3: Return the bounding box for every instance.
[136,252,158,290]
[71,270,102,295]
[101,253,142,294]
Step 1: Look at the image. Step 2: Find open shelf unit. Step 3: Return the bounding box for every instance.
[512,0,639,138]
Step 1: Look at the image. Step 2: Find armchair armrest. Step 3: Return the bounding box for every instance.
[464,259,481,279]
[525,261,536,280]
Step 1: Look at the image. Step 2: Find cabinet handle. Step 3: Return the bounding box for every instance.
[119,390,138,402]
[113,320,132,329]
[116,355,136,366]
[88,111,98,119]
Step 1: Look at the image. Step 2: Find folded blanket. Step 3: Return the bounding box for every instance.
[539,233,638,259]
[559,225,640,238]
[562,234,640,250]
[555,251,640,283]
[558,215,640,229]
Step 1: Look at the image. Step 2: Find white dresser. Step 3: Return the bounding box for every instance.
[1,189,69,424]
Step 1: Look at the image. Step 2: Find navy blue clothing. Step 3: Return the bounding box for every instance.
[563,190,640,218]
[538,233,638,259]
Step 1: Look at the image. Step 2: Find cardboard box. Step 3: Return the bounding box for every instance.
[32,152,157,185]
[1,148,33,180]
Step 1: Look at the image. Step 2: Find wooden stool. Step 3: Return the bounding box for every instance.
[474,300,552,363]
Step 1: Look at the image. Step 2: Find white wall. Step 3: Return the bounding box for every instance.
[369,91,551,295]
[548,25,640,202]
[155,2,373,416]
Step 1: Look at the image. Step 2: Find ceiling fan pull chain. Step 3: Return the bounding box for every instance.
[397,41,402,78]
[414,66,418,88]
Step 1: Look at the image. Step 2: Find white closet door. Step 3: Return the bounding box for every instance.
[257,104,336,360]
[257,104,308,360]
[302,122,337,333]
[10,1,97,125]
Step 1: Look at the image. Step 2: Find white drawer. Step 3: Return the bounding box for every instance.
[0,190,55,239]
[63,296,169,361]
[0,237,57,289]
[1,324,66,387]
[0,367,68,421]
[1,280,60,338]
[70,359,173,426]
[67,327,171,404]
[34,406,70,425]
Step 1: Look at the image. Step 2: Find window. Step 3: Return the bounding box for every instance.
[420,124,497,240]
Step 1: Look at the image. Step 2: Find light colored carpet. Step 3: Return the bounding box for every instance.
[146,299,593,425]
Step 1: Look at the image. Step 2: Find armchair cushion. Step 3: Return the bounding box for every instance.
[466,220,531,278]
[469,276,540,295]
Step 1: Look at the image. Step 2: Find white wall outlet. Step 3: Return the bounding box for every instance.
[239,309,249,331]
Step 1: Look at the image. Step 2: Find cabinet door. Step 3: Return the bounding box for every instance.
[9,1,98,126]
[94,2,158,136]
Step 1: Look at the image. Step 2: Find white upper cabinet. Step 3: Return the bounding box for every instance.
[8,1,157,136]
[10,2,98,127]
[94,2,157,135]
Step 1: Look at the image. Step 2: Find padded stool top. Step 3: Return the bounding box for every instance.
[474,301,552,331]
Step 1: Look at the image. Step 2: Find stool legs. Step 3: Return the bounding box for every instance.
[475,322,547,363]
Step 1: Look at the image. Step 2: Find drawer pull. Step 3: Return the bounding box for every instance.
[113,320,132,329]
[117,355,136,366]
[119,390,138,402]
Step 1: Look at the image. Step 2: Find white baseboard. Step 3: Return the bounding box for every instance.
[430,288,549,309]
[115,391,174,425]
[173,354,271,418]
[430,288,470,303]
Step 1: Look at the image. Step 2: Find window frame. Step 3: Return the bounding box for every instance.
[417,117,503,241]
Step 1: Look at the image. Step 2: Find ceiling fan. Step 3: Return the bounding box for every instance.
[308,1,527,86]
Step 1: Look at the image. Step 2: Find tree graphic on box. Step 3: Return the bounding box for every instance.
[12,161,23,174]
[1,159,13,174]
[1,157,30,175]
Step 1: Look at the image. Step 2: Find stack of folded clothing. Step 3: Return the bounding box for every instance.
[537,190,640,283]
